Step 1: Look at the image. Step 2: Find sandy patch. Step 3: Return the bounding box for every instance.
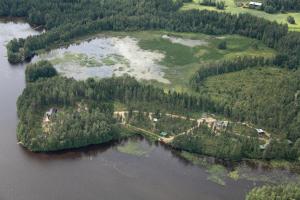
[162,35,208,47]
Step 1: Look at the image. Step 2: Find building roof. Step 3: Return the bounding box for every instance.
[256,128,264,133]
[46,108,57,116]
[249,2,262,6]
[160,132,168,136]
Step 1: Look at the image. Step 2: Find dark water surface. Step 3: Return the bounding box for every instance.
[0,20,297,200]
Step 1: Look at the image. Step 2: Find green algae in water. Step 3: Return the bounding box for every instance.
[179,151,227,186]
[207,165,227,186]
[180,151,209,167]
[51,52,102,68]
[117,141,153,157]
[101,54,129,66]
[228,170,239,181]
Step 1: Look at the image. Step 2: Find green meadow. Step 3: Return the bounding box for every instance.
[127,31,275,92]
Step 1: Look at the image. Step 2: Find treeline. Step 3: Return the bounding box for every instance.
[4,0,300,69]
[17,76,219,118]
[263,0,300,12]
[0,0,182,29]
[246,183,300,200]
[172,124,300,160]
[190,56,270,87]
[200,0,226,10]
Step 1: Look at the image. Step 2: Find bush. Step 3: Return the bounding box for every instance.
[25,60,57,83]
[7,51,22,64]
[287,16,296,24]
[218,41,227,49]
[216,1,225,9]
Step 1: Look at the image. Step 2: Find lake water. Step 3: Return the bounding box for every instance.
[0,20,298,200]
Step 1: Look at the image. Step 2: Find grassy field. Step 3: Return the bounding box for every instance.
[125,31,275,92]
[181,0,300,32]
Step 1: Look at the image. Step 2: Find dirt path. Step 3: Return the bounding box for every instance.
[114,110,202,144]
[113,110,271,146]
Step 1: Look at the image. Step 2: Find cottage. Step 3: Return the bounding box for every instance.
[45,108,58,121]
[214,120,229,131]
[249,1,262,8]
[256,128,265,136]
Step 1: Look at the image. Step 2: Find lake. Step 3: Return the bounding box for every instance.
[0,20,298,200]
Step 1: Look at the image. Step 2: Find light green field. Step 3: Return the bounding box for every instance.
[181,0,300,32]
[125,31,275,92]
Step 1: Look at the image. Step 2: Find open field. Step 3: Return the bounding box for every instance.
[181,0,300,32]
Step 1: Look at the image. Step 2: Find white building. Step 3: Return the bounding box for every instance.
[249,2,262,8]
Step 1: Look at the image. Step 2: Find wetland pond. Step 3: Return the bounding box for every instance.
[0,20,299,200]
[33,35,170,83]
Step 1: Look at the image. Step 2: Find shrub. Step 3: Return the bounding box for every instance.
[287,16,296,24]
[218,41,227,49]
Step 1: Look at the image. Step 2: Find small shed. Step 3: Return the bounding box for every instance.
[153,118,158,122]
[256,128,265,136]
[160,132,168,137]
[46,108,57,118]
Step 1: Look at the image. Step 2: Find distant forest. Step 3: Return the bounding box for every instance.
[263,0,300,12]
[0,0,299,68]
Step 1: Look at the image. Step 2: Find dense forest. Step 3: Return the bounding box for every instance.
[1,0,300,69]
[195,67,300,143]
[263,0,300,12]
[246,183,300,200]
[172,125,244,160]
[17,72,300,160]
[190,56,271,87]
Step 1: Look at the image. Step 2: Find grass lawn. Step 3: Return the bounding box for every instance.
[181,0,300,32]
